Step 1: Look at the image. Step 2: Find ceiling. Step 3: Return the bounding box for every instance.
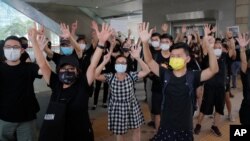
[22,0,142,18]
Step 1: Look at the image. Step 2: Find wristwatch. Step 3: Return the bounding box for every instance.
[97,44,105,49]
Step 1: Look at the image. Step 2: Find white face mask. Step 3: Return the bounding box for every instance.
[160,43,170,51]
[4,48,21,61]
[115,64,127,73]
[214,48,222,57]
[151,41,160,48]
[79,43,86,50]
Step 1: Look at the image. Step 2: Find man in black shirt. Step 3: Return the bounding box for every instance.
[141,22,218,141]
[194,37,236,137]
[150,33,172,132]
[0,36,42,141]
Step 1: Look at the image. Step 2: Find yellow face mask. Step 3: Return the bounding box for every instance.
[169,57,185,70]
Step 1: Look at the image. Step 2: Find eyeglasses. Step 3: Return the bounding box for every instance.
[60,67,76,72]
[3,46,21,50]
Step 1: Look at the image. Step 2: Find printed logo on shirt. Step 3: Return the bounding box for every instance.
[44,114,55,120]
[230,125,250,141]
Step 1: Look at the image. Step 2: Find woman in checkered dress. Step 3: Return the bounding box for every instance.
[95,46,150,141]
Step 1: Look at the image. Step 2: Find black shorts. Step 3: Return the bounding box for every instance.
[200,85,225,115]
[239,100,250,125]
[151,91,163,115]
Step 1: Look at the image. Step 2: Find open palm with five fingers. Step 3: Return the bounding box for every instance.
[138,22,153,43]
[236,33,250,48]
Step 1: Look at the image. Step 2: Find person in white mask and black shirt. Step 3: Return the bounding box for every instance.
[0,35,42,141]
[150,33,173,135]
[194,36,236,137]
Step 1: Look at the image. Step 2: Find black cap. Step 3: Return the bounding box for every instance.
[58,55,79,69]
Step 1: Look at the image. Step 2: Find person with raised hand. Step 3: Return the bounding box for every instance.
[29,22,112,141]
[44,23,82,67]
[0,35,42,141]
[236,33,250,125]
[194,25,236,137]
[140,22,218,141]
[95,44,150,141]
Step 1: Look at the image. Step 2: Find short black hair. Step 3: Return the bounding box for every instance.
[160,33,173,42]
[4,35,22,46]
[169,42,190,56]
[19,37,28,42]
[151,32,161,38]
[76,36,86,43]
[215,38,222,42]
[115,54,128,63]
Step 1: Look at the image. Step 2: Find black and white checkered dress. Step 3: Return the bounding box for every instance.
[104,72,145,135]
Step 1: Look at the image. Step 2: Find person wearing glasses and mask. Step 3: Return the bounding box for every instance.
[0,36,42,141]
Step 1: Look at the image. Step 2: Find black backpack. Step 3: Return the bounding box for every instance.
[161,69,197,114]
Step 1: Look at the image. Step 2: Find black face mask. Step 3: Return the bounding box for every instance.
[58,71,77,85]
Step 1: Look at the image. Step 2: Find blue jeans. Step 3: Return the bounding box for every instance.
[0,119,37,141]
[231,61,241,88]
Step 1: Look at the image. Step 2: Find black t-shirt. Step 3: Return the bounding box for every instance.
[0,62,42,122]
[241,68,250,103]
[20,51,31,63]
[151,51,169,93]
[159,67,201,131]
[187,58,202,71]
[202,53,229,87]
[49,72,92,140]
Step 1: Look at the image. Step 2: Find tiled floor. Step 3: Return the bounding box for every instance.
[89,80,243,141]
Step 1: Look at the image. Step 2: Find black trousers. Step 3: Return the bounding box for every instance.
[93,80,109,105]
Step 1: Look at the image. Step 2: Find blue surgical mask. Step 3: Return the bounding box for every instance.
[115,64,127,73]
[61,47,73,55]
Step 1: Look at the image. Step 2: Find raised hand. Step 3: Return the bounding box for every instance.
[236,33,250,48]
[103,53,111,64]
[151,26,157,33]
[138,22,153,43]
[91,20,98,31]
[181,24,187,33]
[130,45,142,59]
[37,35,48,51]
[60,23,71,39]
[211,26,217,33]
[204,24,211,36]
[95,23,113,45]
[226,31,233,39]
[206,36,215,48]
[28,28,38,42]
[161,23,169,33]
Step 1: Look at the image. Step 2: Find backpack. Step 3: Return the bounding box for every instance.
[161,69,197,114]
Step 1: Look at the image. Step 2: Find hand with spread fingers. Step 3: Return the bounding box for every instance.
[138,22,153,43]
[236,33,250,48]
[95,23,113,45]
[60,23,71,39]
[130,45,142,60]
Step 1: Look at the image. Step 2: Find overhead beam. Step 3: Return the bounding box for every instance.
[2,0,61,34]
[78,7,105,24]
